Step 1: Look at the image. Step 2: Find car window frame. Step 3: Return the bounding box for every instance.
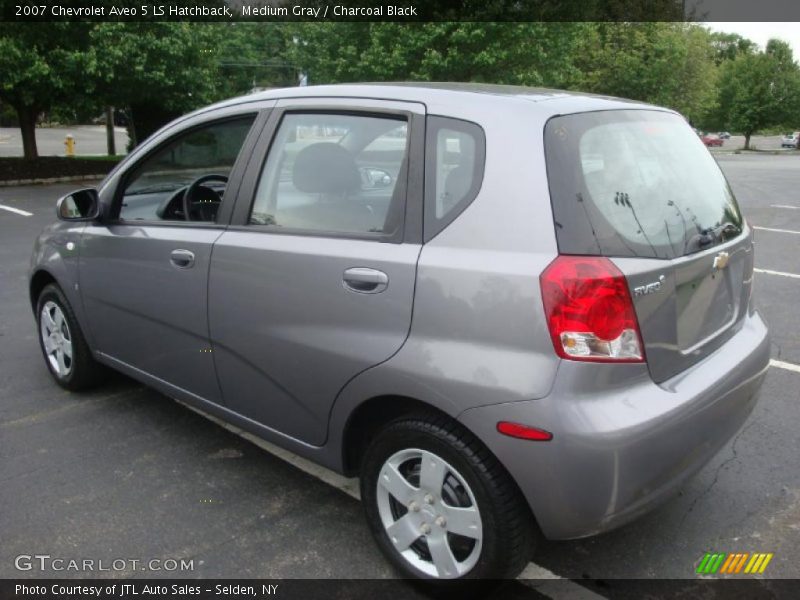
[101,107,269,229]
[423,115,486,243]
[229,98,425,245]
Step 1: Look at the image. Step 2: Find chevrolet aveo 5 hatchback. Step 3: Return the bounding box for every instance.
[30,84,770,580]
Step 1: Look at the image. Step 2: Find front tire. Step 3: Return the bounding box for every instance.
[360,415,536,580]
[36,283,104,391]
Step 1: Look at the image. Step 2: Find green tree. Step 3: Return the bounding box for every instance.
[0,23,94,159]
[89,23,221,147]
[715,39,800,149]
[573,23,719,125]
[708,31,757,65]
[287,23,590,88]
[214,23,296,99]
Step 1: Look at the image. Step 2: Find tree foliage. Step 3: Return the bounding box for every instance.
[3,21,800,157]
[708,31,757,65]
[572,23,719,125]
[287,23,590,88]
[0,23,93,158]
[213,23,297,98]
[713,39,800,148]
[89,23,221,145]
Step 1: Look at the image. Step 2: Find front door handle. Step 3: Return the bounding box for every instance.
[343,267,389,294]
[170,249,195,269]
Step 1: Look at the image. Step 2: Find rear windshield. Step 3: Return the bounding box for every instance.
[544,110,743,259]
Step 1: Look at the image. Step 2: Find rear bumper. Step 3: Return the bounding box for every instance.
[458,310,770,540]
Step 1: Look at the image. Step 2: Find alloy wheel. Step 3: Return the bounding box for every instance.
[40,301,73,378]
[375,448,483,578]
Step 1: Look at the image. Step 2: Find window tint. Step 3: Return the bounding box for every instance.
[545,110,743,259]
[249,113,409,237]
[424,116,485,242]
[119,116,256,221]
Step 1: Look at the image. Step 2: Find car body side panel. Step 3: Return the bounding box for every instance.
[80,225,225,403]
[208,234,422,446]
[29,222,91,343]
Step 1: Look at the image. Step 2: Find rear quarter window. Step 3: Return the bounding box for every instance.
[424,116,485,242]
[544,110,743,259]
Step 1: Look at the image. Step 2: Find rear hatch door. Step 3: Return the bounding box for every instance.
[544,109,753,382]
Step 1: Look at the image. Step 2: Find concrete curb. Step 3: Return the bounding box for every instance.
[0,174,107,187]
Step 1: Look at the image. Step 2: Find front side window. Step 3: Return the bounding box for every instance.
[118,115,256,222]
[545,110,743,259]
[249,112,409,237]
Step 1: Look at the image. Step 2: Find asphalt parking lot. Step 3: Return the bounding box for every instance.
[1,154,798,596]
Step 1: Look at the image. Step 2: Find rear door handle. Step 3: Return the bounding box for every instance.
[343,267,388,294]
[170,249,195,269]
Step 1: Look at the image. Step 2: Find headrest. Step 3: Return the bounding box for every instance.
[444,164,472,206]
[292,142,361,194]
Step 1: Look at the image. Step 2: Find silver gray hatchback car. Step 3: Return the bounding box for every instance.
[30,83,770,580]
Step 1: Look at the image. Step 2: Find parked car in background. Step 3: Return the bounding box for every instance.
[29,84,770,581]
[90,108,129,127]
[701,133,724,147]
[780,132,799,148]
[718,131,731,139]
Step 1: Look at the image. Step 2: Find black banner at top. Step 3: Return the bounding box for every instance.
[3,0,800,22]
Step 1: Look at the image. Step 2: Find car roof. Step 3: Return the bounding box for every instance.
[196,82,669,120]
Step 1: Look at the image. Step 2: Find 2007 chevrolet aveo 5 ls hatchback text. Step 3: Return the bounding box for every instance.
[30,84,770,580]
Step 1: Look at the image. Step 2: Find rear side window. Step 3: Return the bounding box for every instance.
[249,112,408,239]
[424,116,485,242]
[544,110,743,259]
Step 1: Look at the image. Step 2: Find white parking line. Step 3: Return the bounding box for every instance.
[177,400,608,594]
[521,576,608,599]
[770,204,800,210]
[754,268,800,279]
[0,203,32,216]
[753,226,800,235]
[770,359,800,374]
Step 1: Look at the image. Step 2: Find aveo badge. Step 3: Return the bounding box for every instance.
[633,275,666,297]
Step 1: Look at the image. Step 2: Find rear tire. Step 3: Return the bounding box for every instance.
[36,283,105,391]
[360,414,536,580]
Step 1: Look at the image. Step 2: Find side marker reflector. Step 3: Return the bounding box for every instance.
[497,421,553,441]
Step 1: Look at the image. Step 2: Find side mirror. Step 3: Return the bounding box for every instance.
[359,167,393,190]
[56,188,100,221]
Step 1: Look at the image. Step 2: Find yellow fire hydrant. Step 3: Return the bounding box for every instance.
[64,134,75,157]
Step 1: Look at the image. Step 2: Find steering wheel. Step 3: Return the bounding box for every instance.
[182,174,228,221]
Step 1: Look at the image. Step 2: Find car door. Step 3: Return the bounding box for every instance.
[209,98,425,445]
[79,108,265,404]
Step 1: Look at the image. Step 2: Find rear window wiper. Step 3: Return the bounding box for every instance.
[702,221,741,243]
[685,222,741,253]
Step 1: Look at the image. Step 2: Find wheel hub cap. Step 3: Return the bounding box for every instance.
[40,301,73,377]
[376,448,483,579]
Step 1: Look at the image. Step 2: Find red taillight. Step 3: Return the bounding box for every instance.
[540,256,645,362]
[497,421,553,441]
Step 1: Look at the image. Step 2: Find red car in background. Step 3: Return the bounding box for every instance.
[700,133,724,147]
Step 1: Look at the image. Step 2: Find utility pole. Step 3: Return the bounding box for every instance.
[105,106,116,156]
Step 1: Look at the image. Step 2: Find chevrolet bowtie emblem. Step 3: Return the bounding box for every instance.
[713,251,730,270]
